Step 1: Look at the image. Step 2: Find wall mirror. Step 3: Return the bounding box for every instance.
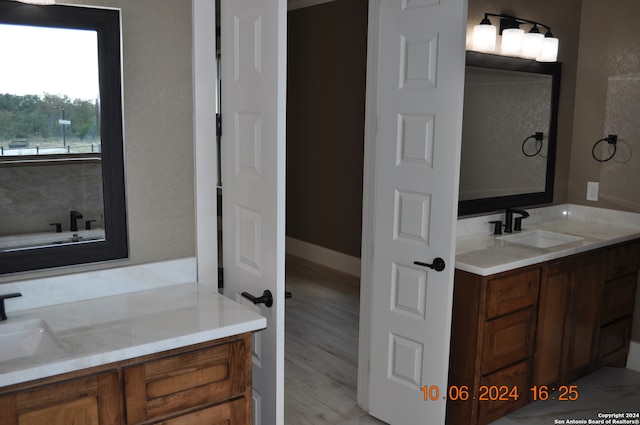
[458,51,561,216]
[0,2,127,275]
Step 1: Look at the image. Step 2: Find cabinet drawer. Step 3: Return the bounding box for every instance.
[124,338,249,424]
[601,274,637,325]
[599,318,632,367]
[486,269,540,319]
[477,360,530,425]
[157,397,248,425]
[481,307,536,375]
[605,242,640,281]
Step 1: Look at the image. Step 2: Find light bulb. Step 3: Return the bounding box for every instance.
[522,27,544,59]
[501,28,524,56]
[472,22,497,52]
[537,36,559,62]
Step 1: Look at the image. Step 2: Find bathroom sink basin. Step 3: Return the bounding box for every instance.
[0,319,63,362]
[498,230,584,249]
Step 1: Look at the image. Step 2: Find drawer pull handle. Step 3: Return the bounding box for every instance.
[414,258,446,272]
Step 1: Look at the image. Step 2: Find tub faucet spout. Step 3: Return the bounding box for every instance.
[70,210,83,232]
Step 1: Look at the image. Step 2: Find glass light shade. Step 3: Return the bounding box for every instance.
[522,32,544,59]
[537,37,559,62]
[501,28,524,56]
[472,23,497,52]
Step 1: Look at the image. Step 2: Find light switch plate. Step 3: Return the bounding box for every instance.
[587,181,599,201]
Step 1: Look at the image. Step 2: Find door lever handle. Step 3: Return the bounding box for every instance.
[241,290,292,308]
[242,290,273,307]
[414,258,446,272]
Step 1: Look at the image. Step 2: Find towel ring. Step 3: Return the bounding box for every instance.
[592,134,618,162]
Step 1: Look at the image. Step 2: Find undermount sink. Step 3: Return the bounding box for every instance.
[498,230,584,249]
[0,319,64,362]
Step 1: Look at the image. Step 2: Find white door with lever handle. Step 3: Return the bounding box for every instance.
[219,0,287,424]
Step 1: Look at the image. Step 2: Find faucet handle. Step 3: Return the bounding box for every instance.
[0,292,22,321]
[489,220,503,235]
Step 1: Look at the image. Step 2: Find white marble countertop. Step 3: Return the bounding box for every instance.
[0,283,266,388]
[455,204,640,276]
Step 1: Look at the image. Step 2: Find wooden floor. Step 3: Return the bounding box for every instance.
[284,256,385,425]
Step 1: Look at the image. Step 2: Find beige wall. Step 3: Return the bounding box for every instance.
[1,0,195,282]
[286,0,368,258]
[568,0,640,212]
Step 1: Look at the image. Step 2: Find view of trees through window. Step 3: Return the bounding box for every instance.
[0,93,100,155]
[0,23,100,156]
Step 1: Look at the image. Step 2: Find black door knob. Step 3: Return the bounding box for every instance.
[414,258,446,272]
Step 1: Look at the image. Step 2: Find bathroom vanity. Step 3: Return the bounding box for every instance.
[447,205,640,425]
[0,284,266,425]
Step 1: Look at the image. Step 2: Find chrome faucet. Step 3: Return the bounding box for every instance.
[70,210,83,232]
[504,208,529,233]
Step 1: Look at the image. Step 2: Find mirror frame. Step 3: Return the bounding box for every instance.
[0,2,128,275]
[458,51,561,216]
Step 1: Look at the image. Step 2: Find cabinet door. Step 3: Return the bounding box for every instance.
[533,260,571,387]
[564,252,603,382]
[0,371,121,425]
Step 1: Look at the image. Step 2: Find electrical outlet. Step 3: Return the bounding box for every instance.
[587,181,599,201]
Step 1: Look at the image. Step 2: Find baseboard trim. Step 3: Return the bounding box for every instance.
[627,341,640,372]
[285,236,361,277]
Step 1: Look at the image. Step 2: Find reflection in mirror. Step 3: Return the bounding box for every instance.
[0,2,127,274]
[458,52,561,216]
[0,25,100,156]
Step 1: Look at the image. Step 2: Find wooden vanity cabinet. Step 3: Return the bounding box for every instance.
[447,240,640,425]
[446,267,540,425]
[0,333,252,425]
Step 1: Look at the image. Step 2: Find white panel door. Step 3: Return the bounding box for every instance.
[220,0,287,424]
[366,0,467,423]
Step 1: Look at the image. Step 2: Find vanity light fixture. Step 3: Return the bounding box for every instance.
[471,13,559,62]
